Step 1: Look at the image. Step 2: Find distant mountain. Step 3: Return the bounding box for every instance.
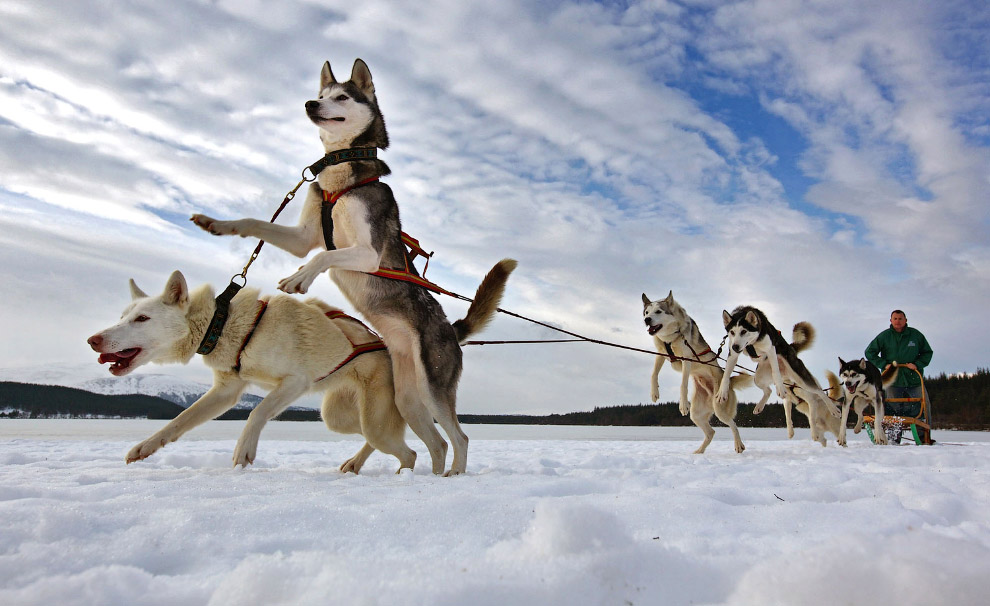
[0,381,320,421]
[0,363,263,409]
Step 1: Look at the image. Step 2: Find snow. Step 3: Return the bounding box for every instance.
[1,420,989,606]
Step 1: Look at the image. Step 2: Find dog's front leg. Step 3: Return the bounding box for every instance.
[127,372,246,463]
[650,355,666,403]
[715,350,739,405]
[233,376,310,466]
[678,361,692,415]
[278,245,381,294]
[191,183,325,258]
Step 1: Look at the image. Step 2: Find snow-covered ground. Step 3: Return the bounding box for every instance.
[1,420,989,606]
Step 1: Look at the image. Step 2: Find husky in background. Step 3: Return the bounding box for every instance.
[642,292,752,453]
[833,357,899,445]
[191,59,516,475]
[87,271,415,471]
[716,306,840,446]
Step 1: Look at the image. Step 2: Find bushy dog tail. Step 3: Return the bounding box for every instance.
[825,370,842,403]
[729,373,754,390]
[790,321,815,353]
[880,361,899,388]
[452,259,517,344]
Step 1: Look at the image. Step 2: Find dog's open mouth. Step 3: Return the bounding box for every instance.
[647,324,662,336]
[98,348,141,376]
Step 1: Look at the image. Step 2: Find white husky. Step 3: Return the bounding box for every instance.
[642,292,752,453]
[87,270,415,472]
[716,306,840,446]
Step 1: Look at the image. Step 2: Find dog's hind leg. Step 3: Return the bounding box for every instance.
[127,371,247,463]
[340,443,376,474]
[690,404,716,454]
[233,375,310,467]
[873,395,888,445]
[711,390,745,454]
[678,361,692,415]
[752,362,774,414]
[357,377,417,473]
[388,346,447,474]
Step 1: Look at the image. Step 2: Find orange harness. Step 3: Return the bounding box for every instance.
[321,180,455,297]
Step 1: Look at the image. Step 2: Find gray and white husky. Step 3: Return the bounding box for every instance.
[715,306,840,446]
[642,292,752,453]
[832,357,898,445]
[191,59,516,475]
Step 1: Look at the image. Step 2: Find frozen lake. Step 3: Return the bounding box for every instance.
[2,420,989,605]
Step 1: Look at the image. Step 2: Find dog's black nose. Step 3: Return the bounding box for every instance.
[732,344,741,353]
[644,318,652,326]
[305,100,319,112]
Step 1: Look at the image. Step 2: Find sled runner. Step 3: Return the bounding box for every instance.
[863,366,933,445]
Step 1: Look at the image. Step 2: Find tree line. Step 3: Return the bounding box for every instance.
[2,369,987,429]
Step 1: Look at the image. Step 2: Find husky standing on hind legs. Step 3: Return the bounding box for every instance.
[642,292,752,453]
[191,59,516,475]
[715,306,840,446]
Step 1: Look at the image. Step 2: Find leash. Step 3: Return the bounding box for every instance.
[196,147,377,356]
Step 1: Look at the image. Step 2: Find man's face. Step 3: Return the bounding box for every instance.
[890,312,907,332]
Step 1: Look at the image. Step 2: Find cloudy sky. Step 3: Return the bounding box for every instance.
[1,0,987,415]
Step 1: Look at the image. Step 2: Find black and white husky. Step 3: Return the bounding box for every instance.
[191,59,516,475]
[642,292,752,453]
[715,306,840,446]
[833,357,898,445]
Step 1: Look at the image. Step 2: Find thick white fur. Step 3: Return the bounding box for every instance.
[643,292,753,454]
[715,310,840,446]
[87,271,414,471]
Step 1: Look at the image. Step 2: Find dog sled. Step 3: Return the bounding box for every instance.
[863,366,933,445]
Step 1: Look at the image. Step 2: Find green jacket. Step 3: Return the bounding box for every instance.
[865,325,933,388]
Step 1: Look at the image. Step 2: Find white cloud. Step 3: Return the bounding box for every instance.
[0,0,986,414]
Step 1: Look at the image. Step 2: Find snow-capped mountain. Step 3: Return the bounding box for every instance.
[0,363,271,408]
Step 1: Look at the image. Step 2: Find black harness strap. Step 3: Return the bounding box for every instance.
[196,278,245,355]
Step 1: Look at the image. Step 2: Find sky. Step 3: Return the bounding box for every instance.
[1,0,988,415]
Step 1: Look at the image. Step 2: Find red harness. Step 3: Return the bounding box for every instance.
[321,182,455,297]
[314,310,388,383]
[230,303,386,381]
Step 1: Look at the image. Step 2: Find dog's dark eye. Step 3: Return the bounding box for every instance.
[335,94,349,102]
[135,315,150,322]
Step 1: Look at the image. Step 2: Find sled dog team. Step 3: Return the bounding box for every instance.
[643,292,897,454]
[88,59,890,475]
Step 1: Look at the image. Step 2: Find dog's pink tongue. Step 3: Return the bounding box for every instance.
[98,349,139,364]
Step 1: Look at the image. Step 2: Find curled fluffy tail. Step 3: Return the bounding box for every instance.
[825,370,842,402]
[790,321,815,353]
[452,259,517,343]
[881,362,899,388]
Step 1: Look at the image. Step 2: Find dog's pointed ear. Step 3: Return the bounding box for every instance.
[838,356,845,366]
[129,279,148,300]
[722,310,732,328]
[350,58,375,99]
[320,61,337,93]
[162,271,189,307]
[664,290,674,303]
[642,293,651,307]
[744,310,759,328]
[858,358,868,369]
